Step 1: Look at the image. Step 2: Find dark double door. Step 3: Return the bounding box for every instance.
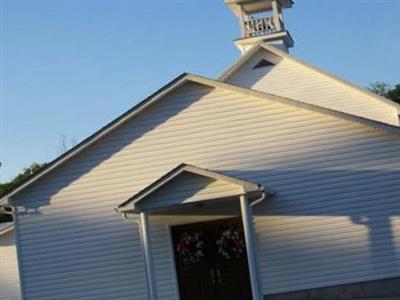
[171,218,252,300]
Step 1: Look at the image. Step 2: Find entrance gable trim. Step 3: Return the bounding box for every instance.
[117,163,263,212]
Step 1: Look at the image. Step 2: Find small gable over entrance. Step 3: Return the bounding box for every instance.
[117,163,263,213]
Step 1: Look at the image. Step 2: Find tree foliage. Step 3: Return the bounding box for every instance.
[368,81,400,104]
[0,163,47,223]
[386,84,400,104]
[0,163,47,197]
[0,134,76,223]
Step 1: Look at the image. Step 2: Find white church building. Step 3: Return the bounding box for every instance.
[1,1,399,299]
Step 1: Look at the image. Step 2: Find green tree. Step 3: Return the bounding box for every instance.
[0,162,47,223]
[0,162,47,196]
[368,81,400,104]
[386,84,400,104]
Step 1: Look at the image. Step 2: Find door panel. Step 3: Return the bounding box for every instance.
[216,263,252,300]
[171,217,252,300]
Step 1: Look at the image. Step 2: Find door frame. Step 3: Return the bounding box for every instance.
[168,216,253,300]
[166,223,182,300]
[143,193,263,300]
[166,217,233,300]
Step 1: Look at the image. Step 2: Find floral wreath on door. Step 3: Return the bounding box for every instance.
[216,225,246,261]
[176,230,205,268]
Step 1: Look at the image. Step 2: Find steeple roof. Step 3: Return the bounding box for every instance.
[225,0,293,16]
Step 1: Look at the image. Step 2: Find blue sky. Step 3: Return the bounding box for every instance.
[1,0,399,182]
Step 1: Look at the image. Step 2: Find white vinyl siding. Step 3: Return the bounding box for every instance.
[225,49,400,126]
[0,228,21,300]
[14,213,147,300]
[12,82,400,299]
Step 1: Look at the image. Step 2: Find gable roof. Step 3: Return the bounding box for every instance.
[2,73,400,204]
[219,42,400,111]
[117,163,264,212]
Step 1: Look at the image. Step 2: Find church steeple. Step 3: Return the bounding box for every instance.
[225,0,294,54]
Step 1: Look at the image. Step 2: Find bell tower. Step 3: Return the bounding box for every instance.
[225,0,294,54]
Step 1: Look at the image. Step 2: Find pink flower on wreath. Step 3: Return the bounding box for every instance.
[177,241,188,252]
[235,239,244,248]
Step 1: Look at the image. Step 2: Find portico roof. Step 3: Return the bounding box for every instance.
[117,163,267,213]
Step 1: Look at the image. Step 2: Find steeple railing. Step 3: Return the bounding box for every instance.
[243,16,283,37]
